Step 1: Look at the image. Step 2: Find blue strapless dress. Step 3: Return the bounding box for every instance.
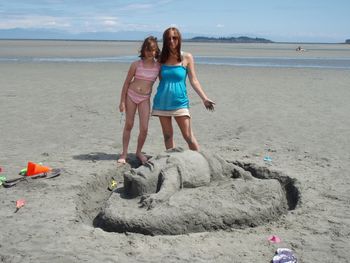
[153,65,189,111]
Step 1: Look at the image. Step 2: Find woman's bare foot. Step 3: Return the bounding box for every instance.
[136,152,148,164]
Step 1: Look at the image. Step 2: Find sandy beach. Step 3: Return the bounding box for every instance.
[1,41,350,262]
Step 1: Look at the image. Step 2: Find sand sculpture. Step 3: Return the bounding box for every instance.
[95,148,295,235]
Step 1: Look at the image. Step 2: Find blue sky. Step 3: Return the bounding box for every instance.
[0,0,349,42]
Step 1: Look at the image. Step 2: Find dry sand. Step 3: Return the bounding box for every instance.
[0,41,350,262]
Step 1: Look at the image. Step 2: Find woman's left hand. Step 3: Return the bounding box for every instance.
[204,99,215,111]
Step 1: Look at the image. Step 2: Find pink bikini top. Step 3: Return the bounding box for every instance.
[135,60,160,82]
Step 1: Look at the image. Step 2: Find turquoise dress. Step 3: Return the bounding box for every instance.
[153,64,189,111]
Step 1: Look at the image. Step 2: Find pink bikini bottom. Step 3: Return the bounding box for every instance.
[127,89,150,104]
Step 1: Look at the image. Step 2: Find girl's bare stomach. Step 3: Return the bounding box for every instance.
[129,79,154,95]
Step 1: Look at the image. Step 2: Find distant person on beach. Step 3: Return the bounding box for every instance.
[118,36,160,164]
[296,46,305,52]
[152,27,215,151]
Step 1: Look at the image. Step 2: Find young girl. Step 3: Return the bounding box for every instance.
[152,27,215,151]
[118,36,160,164]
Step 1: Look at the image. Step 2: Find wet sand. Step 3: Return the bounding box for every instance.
[0,41,350,262]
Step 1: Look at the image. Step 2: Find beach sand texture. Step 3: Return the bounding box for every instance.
[0,41,350,262]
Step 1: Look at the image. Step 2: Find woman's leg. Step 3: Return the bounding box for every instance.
[120,95,137,161]
[175,116,199,151]
[159,116,174,149]
[135,99,150,163]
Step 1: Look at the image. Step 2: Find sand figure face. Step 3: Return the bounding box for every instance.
[94,148,299,235]
[123,148,239,208]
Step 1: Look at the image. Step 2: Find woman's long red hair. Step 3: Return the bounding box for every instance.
[159,27,182,63]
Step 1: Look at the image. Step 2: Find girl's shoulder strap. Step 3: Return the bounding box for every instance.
[154,61,161,69]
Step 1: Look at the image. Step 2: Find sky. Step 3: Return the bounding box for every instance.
[0,0,349,42]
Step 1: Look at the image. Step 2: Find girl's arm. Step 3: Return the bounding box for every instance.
[186,53,215,111]
[119,61,137,112]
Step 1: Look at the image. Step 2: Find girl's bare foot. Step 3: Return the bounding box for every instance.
[117,154,127,165]
[136,153,148,164]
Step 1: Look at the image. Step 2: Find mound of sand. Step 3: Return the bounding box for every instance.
[94,150,297,235]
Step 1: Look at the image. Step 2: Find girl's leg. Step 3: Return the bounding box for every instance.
[135,99,150,164]
[175,116,199,151]
[120,95,137,162]
[159,116,174,149]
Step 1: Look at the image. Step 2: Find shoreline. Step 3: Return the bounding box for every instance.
[1,40,350,58]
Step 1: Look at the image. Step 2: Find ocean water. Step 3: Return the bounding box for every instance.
[196,56,350,69]
[1,55,350,69]
[1,40,350,69]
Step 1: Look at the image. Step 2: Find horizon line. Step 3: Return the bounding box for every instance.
[0,38,347,45]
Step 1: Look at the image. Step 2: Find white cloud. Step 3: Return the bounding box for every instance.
[103,20,117,26]
[216,24,224,28]
[0,15,70,29]
[119,4,153,11]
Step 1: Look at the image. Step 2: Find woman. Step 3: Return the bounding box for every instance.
[152,27,215,151]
